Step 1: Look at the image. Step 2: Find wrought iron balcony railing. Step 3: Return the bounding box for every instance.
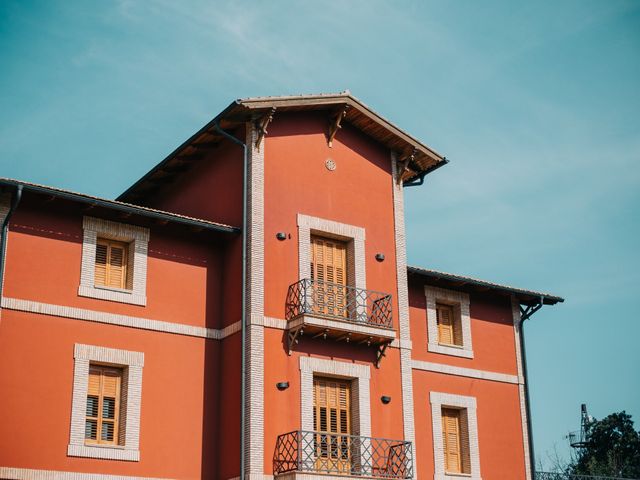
[285,278,393,329]
[536,473,639,480]
[274,430,413,479]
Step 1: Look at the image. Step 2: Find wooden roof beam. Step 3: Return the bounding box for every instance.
[327,104,350,148]
[254,107,276,150]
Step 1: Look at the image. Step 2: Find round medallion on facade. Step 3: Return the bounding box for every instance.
[325,158,336,171]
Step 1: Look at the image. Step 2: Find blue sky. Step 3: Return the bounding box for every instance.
[1,0,638,469]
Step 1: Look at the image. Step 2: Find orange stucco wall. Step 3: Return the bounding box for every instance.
[408,280,519,375]
[412,370,527,479]
[0,112,530,479]
[0,310,219,479]
[261,112,406,473]
[0,201,234,479]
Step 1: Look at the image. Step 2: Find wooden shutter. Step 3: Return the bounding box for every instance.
[311,236,348,317]
[442,408,462,473]
[85,365,122,446]
[311,236,347,286]
[314,377,351,435]
[95,239,129,289]
[437,304,455,345]
[442,408,471,474]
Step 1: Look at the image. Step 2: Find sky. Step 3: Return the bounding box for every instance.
[1,0,638,470]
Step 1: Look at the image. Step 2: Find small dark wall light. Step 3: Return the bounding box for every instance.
[276,232,287,241]
[381,395,391,404]
[375,253,385,262]
[276,381,290,391]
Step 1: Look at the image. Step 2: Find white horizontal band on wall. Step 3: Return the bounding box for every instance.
[412,359,522,385]
[0,466,174,480]
[0,297,241,340]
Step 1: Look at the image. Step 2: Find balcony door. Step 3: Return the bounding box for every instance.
[313,377,352,474]
[310,235,348,318]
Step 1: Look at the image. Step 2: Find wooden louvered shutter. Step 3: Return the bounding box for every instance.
[85,365,122,446]
[437,304,455,346]
[442,408,462,473]
[311,236,348,317]
[95,239,129,289]
[459,410,471,473]
[313,377,351,468]
[311,236,347,286]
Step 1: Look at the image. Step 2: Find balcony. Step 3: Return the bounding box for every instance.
[285,279,395,364]
[274,430,413,479]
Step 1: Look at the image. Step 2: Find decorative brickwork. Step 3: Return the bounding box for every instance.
[391,153,417,476]
[512,296,532,480]
[0,467,172,480]
[430,392,482,480]
[79,217,149,306]
[425,286,473,359]
[68,344,144,462]
[246,122,265,476]
[412,359,520,384]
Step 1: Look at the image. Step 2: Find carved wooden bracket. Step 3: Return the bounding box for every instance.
[327,105,350,147]
[396,147,417,184]
[254,107,276,149]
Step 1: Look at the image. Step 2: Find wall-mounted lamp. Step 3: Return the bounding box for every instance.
[381,395,391,404]
[276,232,287,241]
[276,381,290,391]
[375,253,385,262]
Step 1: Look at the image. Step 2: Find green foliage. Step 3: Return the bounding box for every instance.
[569,411,640,477]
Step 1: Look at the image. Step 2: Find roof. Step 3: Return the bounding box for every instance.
[407,265,564,306]
[0,178,240,234]
[118,91,447,203]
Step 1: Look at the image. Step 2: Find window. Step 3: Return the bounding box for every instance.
[297,214,366,292]
[430,392,481,479]
[426,287,473,358]
[79,217,149,305]
[85,366,122,445]
[311,236,349,318]
[436,303,462,347]
[313,377,352,472]
[69,344,143,461]
[95,239,130,290]
[441,407,471,474]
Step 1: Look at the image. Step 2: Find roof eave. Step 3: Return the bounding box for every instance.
[0,178,240,234]
[407,265,564,306]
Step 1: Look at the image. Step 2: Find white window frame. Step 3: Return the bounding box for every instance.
[297,214,366,290]
[426,286,473,358]
[68,344,144,462]
[430,392,481,480]
[79,217,149,306]
[299,356,371,437]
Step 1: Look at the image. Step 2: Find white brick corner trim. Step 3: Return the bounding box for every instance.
[0,467,173,480]
[430,392,482,480]
[425,286,473,359]
[299,356,371,438]
[297,214,366,290]
[245,122,265,476]
[79,217,150,306]
[412,359,521,385]
[391,154,416,471]
[512,296,532,480]
[68,344,144,462]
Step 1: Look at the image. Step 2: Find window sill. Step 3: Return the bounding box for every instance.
[428,342,474,359]
[437,473,481,480]
[67,443,139,461]
[78,284,146,306]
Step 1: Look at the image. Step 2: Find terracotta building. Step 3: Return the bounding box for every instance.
[0,93,563,480]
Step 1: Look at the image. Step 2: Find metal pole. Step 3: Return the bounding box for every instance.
[213,123,248,480]
[520,299,544,477]
[0,185,23,308]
